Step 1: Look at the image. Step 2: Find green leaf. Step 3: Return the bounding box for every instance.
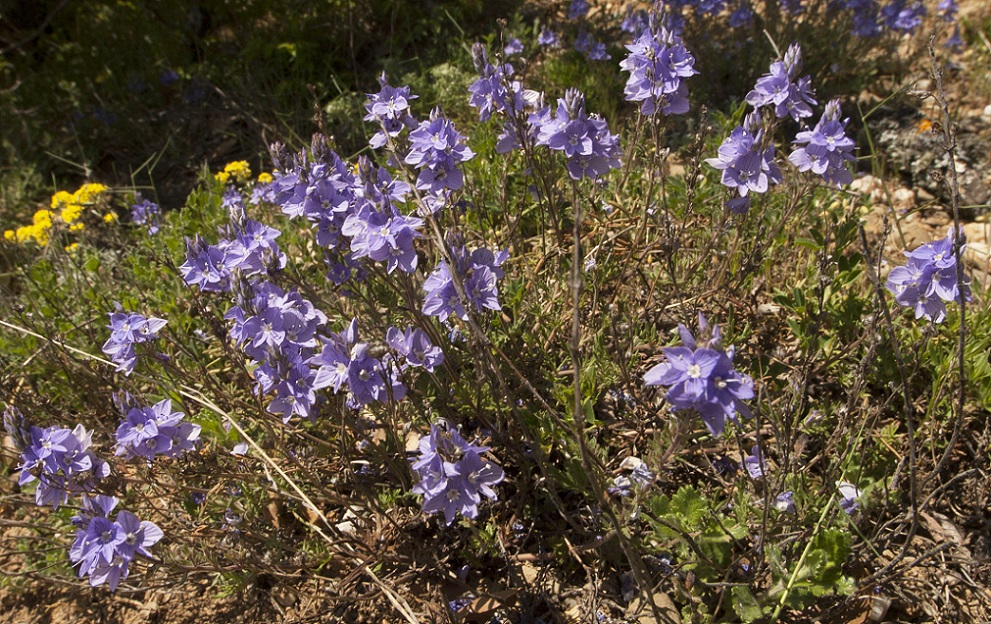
[731,586,764,623]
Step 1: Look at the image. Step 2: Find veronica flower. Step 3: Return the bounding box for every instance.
[69,495,162,591]
[746,44,816,122]
[620,15,697,117]
[885,228,971,323]
[17,423,109,508]
[643,314,754,437]
[837,481,862,514]
[788,99,856,187]
[364,73,418,149]
[411,422,504,525]
[706,113,782,213]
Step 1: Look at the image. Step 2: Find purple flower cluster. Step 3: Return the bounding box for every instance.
[114,396,200,462]
[271,140,423,273]
[574,30,611,61]
[619,16,698,116]
[364,72,418,150]
[411,422,504,525]
[69,495,163,591]
[14,417,110,508]
[705,112,782,213]
[468,44,525,123]
[643,314,755,437]
[179,207,286,293]
[404,109,476,198]
[101,308,167,375]
[226,280,328,421]
[745,44,816,122]
[531,88,622,180]
[310,318,407,409]
[788,99,856,187]
[885,230,972,323]
[343,162,423,274]
[422,244,508,321]
[130,198,161,236]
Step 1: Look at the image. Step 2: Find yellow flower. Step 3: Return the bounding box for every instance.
[61,203,85,224]
[257,172,273,184]
[3,230,14,241]
[215,160,251,184]
[70,223,85,232]
[51,190,74,209]
[15,225,33,243]
[33,209,54,227]
[103,212,118,223]
[74,183,109,204]
[65,243,79,253]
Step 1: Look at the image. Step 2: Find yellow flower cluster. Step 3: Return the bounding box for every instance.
[5,182,111,245]
[257,172,273,184]
[214,161,252,184]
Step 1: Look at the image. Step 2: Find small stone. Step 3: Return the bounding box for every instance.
[963,222,991,245]
[892,187,915,211]
[982,104,991,120]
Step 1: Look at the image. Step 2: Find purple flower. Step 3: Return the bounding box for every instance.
[411,422,504,525]
[568,0,590,20]
[574,30,610,61]
[788,99,856,187]
[130,199,161,235]
[503,37,523,56]
[619,16,697,117]
[115,398,199,461]
[881,0,926,33]
[405,109,475,197]
[745,44,816,122]
[386,326,444,372]
[538,28,560,47]
[17,423,109,508]
[706,113,782,213]
[643,314,754,437]
[468,45,526,123]
[422,245,508,321]
[531,89,621,180]
[364,73,419,149]
[743,445,766,480]
[101,308,166,376]
[838,481,861,514]
[69,495,162,591]
[774,491,795,513]
[885,229,971,323]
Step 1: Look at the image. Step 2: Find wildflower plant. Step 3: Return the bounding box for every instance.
[0,2,982,622]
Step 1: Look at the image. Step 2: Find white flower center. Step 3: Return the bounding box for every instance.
[687,364,702,379]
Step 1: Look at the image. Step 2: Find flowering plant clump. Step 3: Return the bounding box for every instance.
[12,414,110,509]
[885,228,972,323]
[644,314,754,437]
[411,422,504,525]
[4,182,111,244]
[101,307,168,375]
[68,495,163,591]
